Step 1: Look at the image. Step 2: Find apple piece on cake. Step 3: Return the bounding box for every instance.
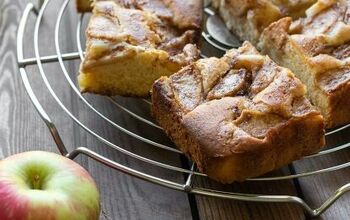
[151,42,325,183]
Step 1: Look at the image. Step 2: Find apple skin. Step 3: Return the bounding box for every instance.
[0,151,100,220]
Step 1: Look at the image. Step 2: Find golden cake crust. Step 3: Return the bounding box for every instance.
[78,0,202,97]
[260,0,350,127]
[152,42,325,183]
[211,0,316,44]
[76,0,203,30]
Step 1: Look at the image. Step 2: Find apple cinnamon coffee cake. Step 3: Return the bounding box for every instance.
[152,42,325,183]
[78,0,202,96]
[260,0,350,128]
[211,0,316,45]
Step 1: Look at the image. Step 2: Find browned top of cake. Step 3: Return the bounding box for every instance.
[286,0,350,94]
[272,0,317,17]
[155,42,321,154]
[94,0,202,30]
[214,0,316,31]
[83,0,202,68]
[289,0,350,55]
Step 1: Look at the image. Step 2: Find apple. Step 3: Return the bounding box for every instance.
[0,151,100,220]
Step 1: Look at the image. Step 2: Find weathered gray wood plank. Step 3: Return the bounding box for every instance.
[293,127,350,220]
[194,169,305,220]
[0,0,193,219]
[1,0,349,219]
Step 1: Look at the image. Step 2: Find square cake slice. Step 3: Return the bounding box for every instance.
[211,0,316,45]
[78,0,202,97]
[152,42,325,183]
[260,0,350,128]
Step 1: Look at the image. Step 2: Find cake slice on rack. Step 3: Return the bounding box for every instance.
[211,0,316,45]
[78,0,202,96]
[152,42,325,183]
[260,0,350,128]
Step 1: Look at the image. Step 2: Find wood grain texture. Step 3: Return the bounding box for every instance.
[0,0,349,219]
[293,127,350,220]
[194,169,305,220]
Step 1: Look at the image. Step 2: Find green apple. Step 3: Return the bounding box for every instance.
[0,151,100,220]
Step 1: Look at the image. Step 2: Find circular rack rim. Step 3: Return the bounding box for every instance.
[16,0,350,217]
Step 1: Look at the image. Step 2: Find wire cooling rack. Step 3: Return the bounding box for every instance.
[16,0,350,217]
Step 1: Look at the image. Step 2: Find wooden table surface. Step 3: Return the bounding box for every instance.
[1,0,350,219]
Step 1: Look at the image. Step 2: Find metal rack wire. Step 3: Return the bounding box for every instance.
[16,0,350,217]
